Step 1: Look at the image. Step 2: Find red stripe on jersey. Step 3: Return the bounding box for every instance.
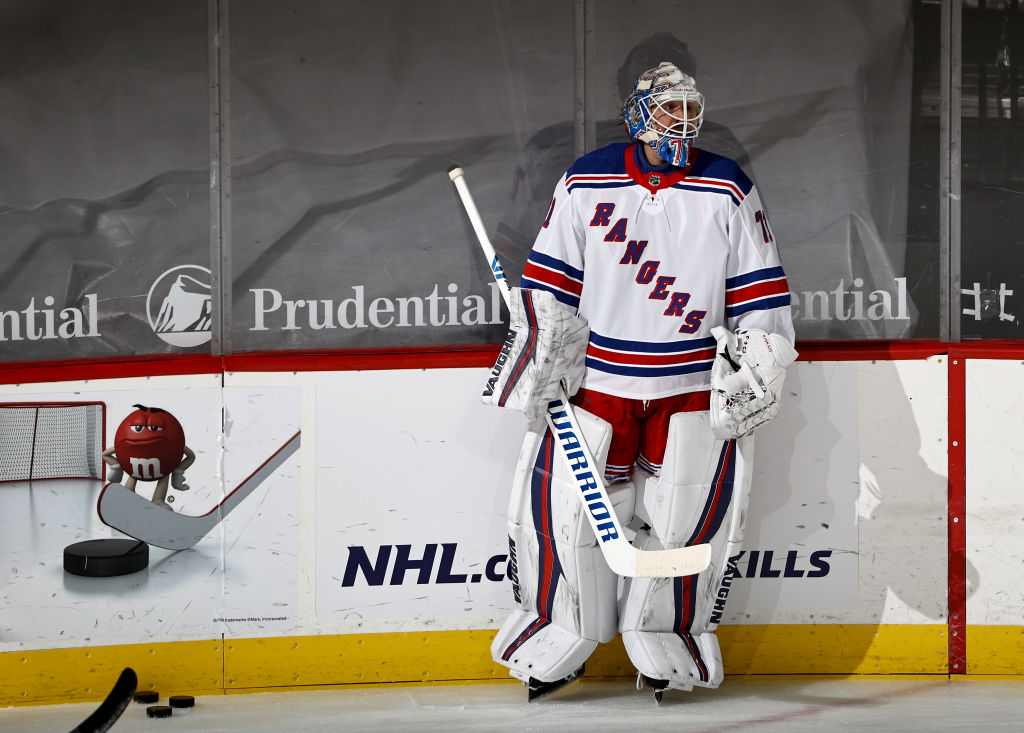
[686,176,745,201]
[725,278,789,305]
[566,173,632,186]
[522,261,584,296]
[587,344,716,366]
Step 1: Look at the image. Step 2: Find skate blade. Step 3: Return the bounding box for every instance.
[526,664,584,703]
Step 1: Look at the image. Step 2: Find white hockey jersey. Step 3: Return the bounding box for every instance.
[521,142,795,400]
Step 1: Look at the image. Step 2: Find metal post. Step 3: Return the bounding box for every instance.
[209,0,231,356]
[940,0,962,343]
[573,0,595,159]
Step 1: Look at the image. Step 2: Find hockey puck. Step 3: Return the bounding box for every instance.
[133,690,159,704]
[168,695,195,708]
[146,705,173,718]
[63,539,149,577]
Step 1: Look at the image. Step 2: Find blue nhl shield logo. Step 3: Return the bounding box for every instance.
[649,174,661,186]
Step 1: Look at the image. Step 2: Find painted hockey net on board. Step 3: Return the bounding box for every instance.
[0,402,105,482]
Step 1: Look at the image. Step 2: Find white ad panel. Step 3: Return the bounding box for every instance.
[312,364,871,631]
[217,384,301,636]
[1,357,950,651]
[0,376,301,649]
[728,357,947,625]
[966,359,1024,626]
[856,358,948,625]
[722,363,860,622]
[313,369,522,633]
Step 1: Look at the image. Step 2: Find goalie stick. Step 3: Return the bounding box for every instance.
[98,431,300,551]
[69,667,136,733]
[448,166,711,578]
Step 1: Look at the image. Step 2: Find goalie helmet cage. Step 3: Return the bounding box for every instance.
[0,401,106,482]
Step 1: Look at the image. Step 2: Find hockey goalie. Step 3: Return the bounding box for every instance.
[481,62,797,702]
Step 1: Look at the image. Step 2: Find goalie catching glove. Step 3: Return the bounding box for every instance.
[709,326,797,439]
[482,287,589,421]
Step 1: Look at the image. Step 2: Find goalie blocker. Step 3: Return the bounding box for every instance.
[481,286,589,422]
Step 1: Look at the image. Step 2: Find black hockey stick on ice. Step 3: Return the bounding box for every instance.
[448,166,711,578]
[69,667,137,733]
[98,431,300,551]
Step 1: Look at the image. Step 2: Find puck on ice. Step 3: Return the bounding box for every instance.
[169,695,195,708]
[146,705,173,718]
[63,539,149,577]
[133,690,159,704]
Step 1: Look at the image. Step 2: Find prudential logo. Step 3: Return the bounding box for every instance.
[147,265,213,347]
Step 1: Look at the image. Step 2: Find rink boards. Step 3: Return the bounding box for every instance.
[0,353,1022,703]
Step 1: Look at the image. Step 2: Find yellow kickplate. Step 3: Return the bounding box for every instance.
[0,640,222,706]
[223,630,507,689]
[968,626,1024,674]
[2,623,1002,706]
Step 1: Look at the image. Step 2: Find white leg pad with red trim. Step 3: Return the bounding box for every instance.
[490,407,634,683]
[620,410,754,690]
[491,609,599,684]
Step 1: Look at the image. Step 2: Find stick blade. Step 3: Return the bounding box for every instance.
[605,541,712,578]
[70,667,137,733]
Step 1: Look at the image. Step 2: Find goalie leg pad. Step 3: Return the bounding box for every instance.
[492,407,634,683]
[620,529,726,689]
[621,411,754,690]
[491,609,599,684]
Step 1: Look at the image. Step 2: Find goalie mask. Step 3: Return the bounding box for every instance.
[623,61,704,167]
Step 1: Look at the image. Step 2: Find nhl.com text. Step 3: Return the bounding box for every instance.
[337,542,834,588]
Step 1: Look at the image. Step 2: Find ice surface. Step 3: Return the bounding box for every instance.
[3,677,1023,732]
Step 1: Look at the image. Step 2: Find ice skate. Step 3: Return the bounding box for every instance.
[525,664,584,702]
[638,673,669,704]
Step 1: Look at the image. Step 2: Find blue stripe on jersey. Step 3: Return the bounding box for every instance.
[725,293,792,318]
[521,278,580,309]
[589,332,716,354]
[526,250,585,282]
[689,150,755,196]
[585,357,713,378]
[565,142,631,176]
[725,267,787,289]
